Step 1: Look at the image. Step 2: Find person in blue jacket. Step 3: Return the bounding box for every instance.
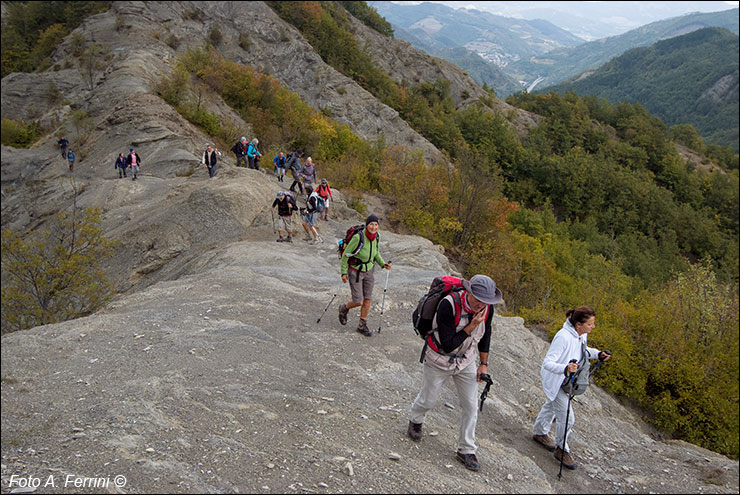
[66,148,76,172]
[273,152,286,182]
[115,152,127,178]
[247,138,261,170]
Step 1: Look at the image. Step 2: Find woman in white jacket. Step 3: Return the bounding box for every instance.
[531,306,610,470]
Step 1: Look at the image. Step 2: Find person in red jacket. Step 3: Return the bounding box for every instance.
[315,178,333,221]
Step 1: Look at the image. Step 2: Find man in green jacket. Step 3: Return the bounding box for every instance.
[338,214,392,336]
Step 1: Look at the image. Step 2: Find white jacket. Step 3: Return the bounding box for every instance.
[541,319,600,401]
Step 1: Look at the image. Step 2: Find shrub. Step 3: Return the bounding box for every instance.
[0,118,42,148]
[239,32,251,51]
[1,204,115,333]
[209,25,222,46]
[166,34,180,50]
[183,9,202,21]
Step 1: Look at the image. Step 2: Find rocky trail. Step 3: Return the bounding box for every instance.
[2,168,738,494]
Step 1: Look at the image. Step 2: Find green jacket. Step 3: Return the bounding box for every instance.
[340,231,386,275]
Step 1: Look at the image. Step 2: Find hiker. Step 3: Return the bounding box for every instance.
[272,190,296,242]
[337,214,392,336]
[300,186,323,244]
[127,147,141,180]
[406,274,502,472]
[287,150,304,194]
[66,148,76,172]
[301,156,317,193]
[531,306,611,471]
[232,136,249,167]
[273,152,287,182]
[247,138,261,170]
[202,144,222,178]
[58,136,69,158]
[115,152,127,178]
[315,178,333,221]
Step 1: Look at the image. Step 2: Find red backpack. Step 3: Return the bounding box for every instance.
[413,276,493,364]
[337,224,377,260]
[412,276,466,339]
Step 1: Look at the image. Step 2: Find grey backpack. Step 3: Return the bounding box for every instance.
[561,341,590,396]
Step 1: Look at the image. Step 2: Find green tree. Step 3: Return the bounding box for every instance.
[1,186,116,333]
[77,42,107,90]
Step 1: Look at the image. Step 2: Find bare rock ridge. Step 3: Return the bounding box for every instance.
[1,2,739,493]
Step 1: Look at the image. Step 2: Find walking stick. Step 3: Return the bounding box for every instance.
[589,349,611,383]
[317,281,343,324]
[558,360,578,481]
[270,208,276,234]
[377,262,391,333]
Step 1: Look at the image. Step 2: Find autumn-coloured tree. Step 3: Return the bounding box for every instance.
[1,182,115,333]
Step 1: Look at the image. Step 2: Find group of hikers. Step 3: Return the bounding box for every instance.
[114,148,142,180]
[323,212,611,474]
[58,129,611,476]
[58,136,142,179]
[253,132,613,475]
[271,177,333,245]
[57,136,81,172]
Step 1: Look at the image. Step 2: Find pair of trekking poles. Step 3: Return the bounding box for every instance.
[557,351,610,480]
[316,261,392,333]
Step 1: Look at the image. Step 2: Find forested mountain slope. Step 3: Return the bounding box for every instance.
[510,8,740,88]
[541,27,739,152]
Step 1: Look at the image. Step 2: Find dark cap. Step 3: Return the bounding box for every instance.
[365,214,379,226]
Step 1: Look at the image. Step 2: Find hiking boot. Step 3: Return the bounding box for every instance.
[407,421,422,441]
[285,235,293,243]
[338,304,349,326]
[356,319,372,337]
[554,448,577,470]
[303,234,312,241]
[456,452,480,471]
[532,434,556,452]
[276,237,284,242]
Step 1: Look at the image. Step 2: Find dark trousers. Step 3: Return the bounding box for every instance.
[235,155,248,167]
[118,168,127,178]
[248,156,259,170]
[208,165,217,178]
[289,180,304,194]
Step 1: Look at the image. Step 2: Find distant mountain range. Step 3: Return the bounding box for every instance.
[433,1,736,41]
[369,0,584,96]
[541,27,740,152]
[369,2,740,99]
[510,8,740,89]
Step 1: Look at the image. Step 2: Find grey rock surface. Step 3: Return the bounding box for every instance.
[2,201,738,493]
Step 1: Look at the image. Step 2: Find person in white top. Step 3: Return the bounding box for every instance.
[531,306,611,470]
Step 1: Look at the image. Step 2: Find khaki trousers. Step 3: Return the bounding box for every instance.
[409,360,479,454]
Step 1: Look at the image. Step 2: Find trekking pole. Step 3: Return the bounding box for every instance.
[377,262,391,333]
[270,208,276,234]
[316,281,343,324]
[478,373,493,411]
[589,349,611,383]
[558,359,578,481]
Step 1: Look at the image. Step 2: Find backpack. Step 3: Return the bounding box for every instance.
[286,152,300,171]
[561,341,591,396]
[315,195,326,212]
[412,276,466,339]
[337,224,366,260]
